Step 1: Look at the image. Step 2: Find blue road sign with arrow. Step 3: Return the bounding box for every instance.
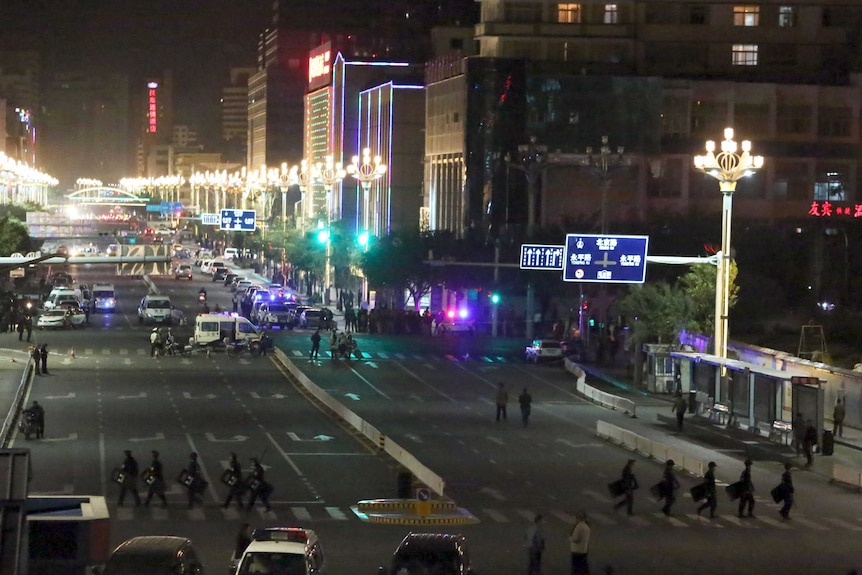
[563,234,649,283]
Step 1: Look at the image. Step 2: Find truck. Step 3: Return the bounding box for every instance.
[192,313,263,347]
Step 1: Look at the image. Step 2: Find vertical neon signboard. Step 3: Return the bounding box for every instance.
[148,81,159,133]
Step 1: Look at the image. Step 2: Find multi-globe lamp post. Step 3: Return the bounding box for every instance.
[312,156,347,304]
[693,127,764,364]
[347,148,387,303]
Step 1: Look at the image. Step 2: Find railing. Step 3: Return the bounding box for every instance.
[596,420,709,477]
[0,350,36,447]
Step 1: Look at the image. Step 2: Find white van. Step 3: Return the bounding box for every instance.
[138,294,173,325]
[91,284,117,313]
[193,313,262,346]
[224,248,239,260]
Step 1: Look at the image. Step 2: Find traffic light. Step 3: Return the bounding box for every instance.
[357,231,369,247]
[490,292,500,304]
[316,229,330,244]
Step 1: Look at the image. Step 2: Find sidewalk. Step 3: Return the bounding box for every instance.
[0,347,36,446]
[582,364,862,483]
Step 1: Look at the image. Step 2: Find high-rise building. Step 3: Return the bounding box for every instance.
[136,72,175,177]
[221,67,255,146]
[425,1,862,239]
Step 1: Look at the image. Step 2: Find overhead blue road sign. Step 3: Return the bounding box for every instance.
[520,244,564,270]
[201,213,220,226]
[563,234,649,283]
[220,209,256,232]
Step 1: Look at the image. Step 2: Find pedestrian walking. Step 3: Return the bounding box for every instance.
[834,399,846,438]
[222,452,246,510]
[143,450,168,508]
[246,457,272,512]
[793,411,805,456]
[17,316,24,340]
[612,459,638,515]
[660,459,680,516]
[30,400,44,439]
[310,329,321,360]
[696,461,718,518]
[778,462,794,519]
[186,452,203,509]
[803,420,818,467]
[39,343,48,375]
[30,345,40,375]
[496,382,509,422]
[569,510,591,575]
[24,313,32,342]
[524,514,545,575]
[671,391,687,431]
[519,388,532,427]
[738,459,755,518]
[117,450,142,507]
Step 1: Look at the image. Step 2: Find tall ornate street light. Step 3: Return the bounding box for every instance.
[585,136,626,234]
[312,156,346,304]
[506,136,548,239]
[289,160,313,230]
[347,148,387,236]
[694,127,764,363]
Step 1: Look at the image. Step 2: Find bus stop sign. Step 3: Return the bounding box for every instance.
[563,234,649,283]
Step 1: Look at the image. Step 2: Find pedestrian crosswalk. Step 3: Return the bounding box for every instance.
[55,346,518,364]
[106,499,856,530]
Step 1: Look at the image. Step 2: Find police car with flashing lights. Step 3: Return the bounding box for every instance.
[434,308,475,335]
[524,339,564,363]
[231,527,325,575]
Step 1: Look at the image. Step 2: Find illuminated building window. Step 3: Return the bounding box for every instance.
[604,4,618,24]
[733,5,759,26]
[557,3,581,23]
[732,44,758,65]
[778,6,795,27]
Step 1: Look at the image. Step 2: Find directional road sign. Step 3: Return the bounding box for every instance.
[563,234,649,283]
[520,244,565,270]
[220,209,257,231]
[201,213,220,226]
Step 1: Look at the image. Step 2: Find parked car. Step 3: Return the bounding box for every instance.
[382,532,473,575]
[212,267,230,282]
[231,527,323,575]
[223,273,238,287]
[524,339,564,363]
[103,536,205,575]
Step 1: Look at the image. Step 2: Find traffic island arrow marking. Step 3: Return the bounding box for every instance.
[205,432,249,442]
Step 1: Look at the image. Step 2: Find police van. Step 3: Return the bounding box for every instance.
[231,527,324,575]
[91,284,117,313]
[192,313,263,347]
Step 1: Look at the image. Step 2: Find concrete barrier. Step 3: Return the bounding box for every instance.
[833,464,862,489]
[273,348,446,496]
[596,420,707,478]
[565,358,636,417]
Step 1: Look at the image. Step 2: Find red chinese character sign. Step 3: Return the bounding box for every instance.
[147,81,158,133]
[807,201,862,218]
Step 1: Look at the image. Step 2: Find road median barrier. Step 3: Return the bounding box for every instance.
[565,359,637,417]
[352,502,479,526]
[357,498,457,513]
[596,419,707,477]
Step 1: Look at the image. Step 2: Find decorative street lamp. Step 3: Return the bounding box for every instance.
[585,136,626,234]
[347,148,387,236]
[288,159,313,230]
[506,136,548,239]
[694,127,764,363]
[312,156,347,304]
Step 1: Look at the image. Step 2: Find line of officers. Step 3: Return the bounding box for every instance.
[114,450,273,512]
[609,457,795,520]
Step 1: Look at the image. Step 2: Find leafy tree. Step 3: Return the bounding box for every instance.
[0,216,32,255]
[677,260,738,337]
[361,231,443,310]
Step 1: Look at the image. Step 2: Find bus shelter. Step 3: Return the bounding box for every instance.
[669,352,824,443]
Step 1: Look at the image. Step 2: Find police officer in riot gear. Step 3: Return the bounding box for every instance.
[222,452,246,509]
[245,457,272,512]
[144,450,168,508]
[118,450,142,507]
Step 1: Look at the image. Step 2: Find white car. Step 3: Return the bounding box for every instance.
[524,339,564,363]
[37,308,85,329]
[231,527,324,575]
[138,295,173,325]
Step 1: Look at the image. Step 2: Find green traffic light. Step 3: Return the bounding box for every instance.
[490,293,500,304]
[358,231,369,246]
[316,229,330,243]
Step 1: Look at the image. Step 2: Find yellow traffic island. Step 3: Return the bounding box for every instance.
[352,498,479,525]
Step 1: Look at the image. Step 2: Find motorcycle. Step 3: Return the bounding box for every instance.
[198,291,207,306]
[163,339,192,357]
[335,336,362,360]
[18,410,37,440]
[226,337,262,358]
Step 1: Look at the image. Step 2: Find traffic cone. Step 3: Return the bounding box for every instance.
[69,348,76,359]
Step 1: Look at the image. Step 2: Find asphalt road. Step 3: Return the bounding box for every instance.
[11,260,862,575]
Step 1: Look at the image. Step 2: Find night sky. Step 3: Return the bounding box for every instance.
[0,0,271,142]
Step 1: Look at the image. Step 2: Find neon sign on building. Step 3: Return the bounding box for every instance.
[808,201,862,218]
[147,81,159,133]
